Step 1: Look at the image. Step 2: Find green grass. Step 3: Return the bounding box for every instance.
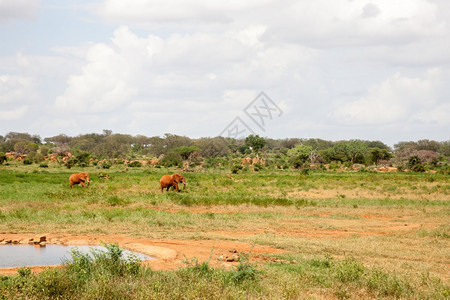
[0,163,449,298]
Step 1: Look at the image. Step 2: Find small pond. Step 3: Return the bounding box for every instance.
[0,244,153,268]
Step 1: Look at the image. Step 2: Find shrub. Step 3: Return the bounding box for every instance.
[408,155,425,172]
[27,152,45,163]
[23,158,32,165]
[74,151,90,167]
[64,157,76,169]
[161,152,183,168]
[253,162,264,171]
[231,164,243,174]
[334,257,365,283]
[128,161,142,167]
[231,252,261,283]
[0,152,6,164]
[100,161,112,169]
[39,162,48,168]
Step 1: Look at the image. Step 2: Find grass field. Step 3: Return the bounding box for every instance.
[0,162,449,299]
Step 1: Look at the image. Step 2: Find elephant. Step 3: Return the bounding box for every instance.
[160,173,186,192]
[69,172,91,188]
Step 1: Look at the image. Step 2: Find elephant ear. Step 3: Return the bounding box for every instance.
[172,174,180,182]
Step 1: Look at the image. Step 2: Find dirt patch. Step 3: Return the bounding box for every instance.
[0,233,286,275]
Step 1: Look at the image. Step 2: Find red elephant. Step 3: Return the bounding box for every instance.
[69,172,91,188]
[160,173,186,192]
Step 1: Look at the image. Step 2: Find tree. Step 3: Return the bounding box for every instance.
[14,140,38,155]
[195,137,231,157]
[173,146,200,160]
[287,145,313,168]
[245,134,266,155]
[5,132,41,144]
[368,148,392,165]
[327,140,368,164]
[438,140,450,156]
[160,151,183,167]
[416,139,440,151]
[302,138,334,150]
[44,134,72,145]
[363,140,390,150]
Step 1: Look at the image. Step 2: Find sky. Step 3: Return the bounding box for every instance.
[0,0,449,146]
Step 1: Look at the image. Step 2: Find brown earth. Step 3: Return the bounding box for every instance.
[0,233,286,275]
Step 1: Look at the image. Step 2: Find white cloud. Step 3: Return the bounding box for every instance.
[262,0,443,47]
[54,25,314,115]
[55,37,138,113]
[332,70,448,126]
[0,0,39,24]
[0,105,28,121]
[0,75,35,104]
[99,0,271,25]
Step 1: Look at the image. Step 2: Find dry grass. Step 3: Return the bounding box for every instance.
[0,164,449,298]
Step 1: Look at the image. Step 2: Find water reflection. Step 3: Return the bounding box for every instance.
[0,244,153,268]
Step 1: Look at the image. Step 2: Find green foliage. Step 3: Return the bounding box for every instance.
[99,161,112,169]
[0,152,6,164]
[253,162,264,171]
[17,267,32,278]
[232,253,261,283]
[287,144,312,168]
[64,157,76,169]
[161,151,183,167]
[327,140,368,164]
[27,152,45,163]
[74,151,91,167]
[245,134,266,154]
[128,161,142,167]
[173,146,200,160]
[408,155,425,172]
[22,158,32,165]
[39,162,48,168]
[334,257,365,282]
[368,147,392,165]
[231,163,243,174]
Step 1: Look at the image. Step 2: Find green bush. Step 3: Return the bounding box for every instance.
[23,158,32,165]
[39,162,48,168]
[253,162,264,171]
[408,155,425,172]
[128,161,142,167]
[27,152,45,163]
[0,152,6,164]
[334,257,365,283]
[100,161,112,169]
[64,157,76,169]
[74,151,91,167]
[161,152,183,168]
[231,164,243,174]
[232,256,260,283]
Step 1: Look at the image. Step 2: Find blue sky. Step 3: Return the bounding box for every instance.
[1,0,449,145]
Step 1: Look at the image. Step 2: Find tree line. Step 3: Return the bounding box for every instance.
[0,131,449,173]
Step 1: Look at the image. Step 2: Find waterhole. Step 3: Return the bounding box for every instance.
[0,244,153,268]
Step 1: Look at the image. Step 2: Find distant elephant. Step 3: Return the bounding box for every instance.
[69,172,91,188]
[160,173,186,192]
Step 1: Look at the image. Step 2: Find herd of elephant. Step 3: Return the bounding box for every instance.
[69,172,187,192]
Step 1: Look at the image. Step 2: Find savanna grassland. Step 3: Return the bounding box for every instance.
[0,162,449,299]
